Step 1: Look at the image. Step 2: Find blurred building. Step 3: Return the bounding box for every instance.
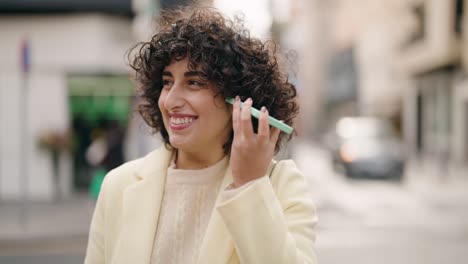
[268,0,415,137]
[322,0,468,178]
[0,0,136,200]
[269,0,330,137]
[398,0,467,176]
[314,0,414,132]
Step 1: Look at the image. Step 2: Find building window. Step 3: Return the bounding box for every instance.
[455,0,464,35]
[410,4,425,44]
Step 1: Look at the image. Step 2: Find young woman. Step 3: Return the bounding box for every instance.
[85,7,318,264]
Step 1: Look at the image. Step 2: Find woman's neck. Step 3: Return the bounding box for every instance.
[175,147,226,170]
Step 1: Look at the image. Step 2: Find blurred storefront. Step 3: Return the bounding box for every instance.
[0,0,136,199]
[69,76,133,191]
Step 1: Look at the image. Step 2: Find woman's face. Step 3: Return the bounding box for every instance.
[158,58,232,154]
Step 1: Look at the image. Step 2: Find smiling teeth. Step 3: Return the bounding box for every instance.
[171,117,195,125]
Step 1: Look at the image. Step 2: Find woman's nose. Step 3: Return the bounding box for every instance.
[163,83,185,110]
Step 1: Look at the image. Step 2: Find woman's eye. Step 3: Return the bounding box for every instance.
[162,79,173,89]
[188,80,206,87]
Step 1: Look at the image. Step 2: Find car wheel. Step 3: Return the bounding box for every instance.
[344,164,357,179]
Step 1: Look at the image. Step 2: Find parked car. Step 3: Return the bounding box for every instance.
[325,117,406,180]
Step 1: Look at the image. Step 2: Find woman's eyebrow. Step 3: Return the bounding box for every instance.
[184,71,202,77]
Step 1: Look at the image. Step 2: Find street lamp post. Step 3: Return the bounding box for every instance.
[19,38,30,227]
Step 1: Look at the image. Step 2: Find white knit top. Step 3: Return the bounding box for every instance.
[151,155,229,264]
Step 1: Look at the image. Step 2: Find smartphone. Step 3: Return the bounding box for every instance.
[225,97,293,134]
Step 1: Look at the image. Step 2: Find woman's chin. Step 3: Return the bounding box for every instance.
[168,137,191,150]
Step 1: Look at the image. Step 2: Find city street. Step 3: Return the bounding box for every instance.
[1,142,467,263]
[293,141,468,264]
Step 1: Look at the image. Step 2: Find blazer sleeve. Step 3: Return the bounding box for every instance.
[85,174,110,264]
[216,160,318,264]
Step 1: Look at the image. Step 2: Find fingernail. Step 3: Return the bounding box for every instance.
[247,98,252,103]
[261,106,266,113]
[235,95,240,102]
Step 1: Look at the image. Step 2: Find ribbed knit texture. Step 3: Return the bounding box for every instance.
[151,156,228,264]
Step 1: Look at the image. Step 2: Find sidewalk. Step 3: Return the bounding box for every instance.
[404,157,468,206]
[0,193,94,255]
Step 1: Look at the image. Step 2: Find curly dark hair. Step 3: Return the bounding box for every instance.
[129,7,299,154]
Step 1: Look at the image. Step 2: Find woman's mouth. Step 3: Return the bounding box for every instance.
[169,116,197,131]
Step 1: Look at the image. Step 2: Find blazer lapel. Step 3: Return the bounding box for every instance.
[197,164,236,264]
[197,161,277,264]
[113,147,173,264]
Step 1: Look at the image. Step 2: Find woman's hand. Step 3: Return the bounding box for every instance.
[229,96,281,188]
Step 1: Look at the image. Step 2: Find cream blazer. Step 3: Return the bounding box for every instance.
[85,146,318,264]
